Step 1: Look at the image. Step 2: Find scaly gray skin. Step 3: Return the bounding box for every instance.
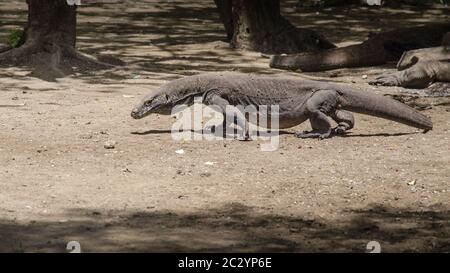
[270,24,450,72]
[131,72,433,139]
[369,46,450,88]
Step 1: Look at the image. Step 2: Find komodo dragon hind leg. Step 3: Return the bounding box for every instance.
[295,112,333,139]
[295,89,338,139]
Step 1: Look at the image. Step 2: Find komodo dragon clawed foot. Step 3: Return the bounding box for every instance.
[295,124,351,139]
[295,130,332,139]
[369,73,402,87]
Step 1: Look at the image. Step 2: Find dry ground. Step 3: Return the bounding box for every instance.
[0,0,449,252]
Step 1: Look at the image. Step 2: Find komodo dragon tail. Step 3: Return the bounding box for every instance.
[270,42,386,72]
[338,89,433,132]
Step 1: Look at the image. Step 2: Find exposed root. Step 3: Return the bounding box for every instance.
[0,43,120,81]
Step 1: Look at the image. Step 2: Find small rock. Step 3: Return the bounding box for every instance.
[289,228,300,233]
[104,141,117,149]
[79,133,93,140]
[200,172,212,178]
[362,75,368,79]
[407,180,416,186]
[204,161,216,166]
[175,149,185,155]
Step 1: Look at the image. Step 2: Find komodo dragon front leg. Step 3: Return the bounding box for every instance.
[203,92,250,140]
[295,90,354,139]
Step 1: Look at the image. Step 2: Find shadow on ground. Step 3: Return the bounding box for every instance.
[1,203,449,252]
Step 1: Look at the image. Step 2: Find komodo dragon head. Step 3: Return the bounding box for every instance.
[131,77,200,119]
[131,90,173,119]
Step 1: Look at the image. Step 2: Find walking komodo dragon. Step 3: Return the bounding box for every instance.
[131,73,432,139]
[270,24,450,72]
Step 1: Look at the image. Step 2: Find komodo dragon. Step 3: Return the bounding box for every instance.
[369,33,450,88]
[131,72,432,139]
[270,24,450,72]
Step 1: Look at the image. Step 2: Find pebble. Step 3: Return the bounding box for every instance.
[104,141,117,149]
[200,172,212,178]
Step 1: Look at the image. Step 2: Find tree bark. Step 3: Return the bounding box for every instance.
[0,0,113,81]
[26,0,77,47]
[214,0,234,41]
[219,0,335,54]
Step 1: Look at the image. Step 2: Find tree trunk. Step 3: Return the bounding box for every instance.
[214,0,234,41]
[26,0,77,47]
[0,0,113,81]
[228,0,335,54]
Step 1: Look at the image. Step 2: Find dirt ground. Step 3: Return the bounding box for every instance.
[0,0,449,253]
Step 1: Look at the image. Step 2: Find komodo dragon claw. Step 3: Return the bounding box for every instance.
[295,130,332,140]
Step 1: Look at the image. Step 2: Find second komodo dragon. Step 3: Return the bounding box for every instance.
[131,72,432,139]
[270,24,449,72]
[370,33,450,88]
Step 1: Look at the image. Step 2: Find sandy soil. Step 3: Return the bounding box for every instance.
[0,0,449,252]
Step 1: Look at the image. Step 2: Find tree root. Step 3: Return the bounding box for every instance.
[0,43,119,81]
